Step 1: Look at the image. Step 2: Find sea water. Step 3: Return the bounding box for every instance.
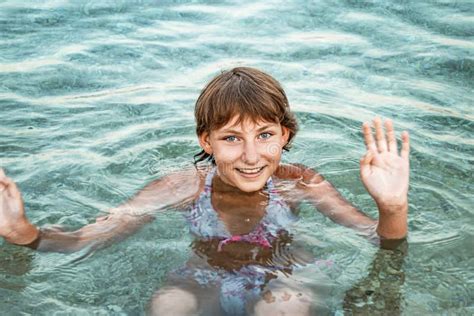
[0,0,472,314]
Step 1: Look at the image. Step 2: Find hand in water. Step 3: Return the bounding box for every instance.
[0,168,36,244]
[360,118,410,212]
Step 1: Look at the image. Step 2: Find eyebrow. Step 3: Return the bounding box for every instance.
[219,124,276,134]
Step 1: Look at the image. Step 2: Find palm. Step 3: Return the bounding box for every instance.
[360,118,410,207]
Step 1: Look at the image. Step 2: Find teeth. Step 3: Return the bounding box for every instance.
[237,167,264,174]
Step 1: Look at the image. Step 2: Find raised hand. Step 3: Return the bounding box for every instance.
[0,168,38,245]
[360,118,410,213]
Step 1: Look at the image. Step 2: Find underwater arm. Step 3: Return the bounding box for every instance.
[0,167,201,253]
[343,239,407,314]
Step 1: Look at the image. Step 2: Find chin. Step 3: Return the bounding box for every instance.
[232,169,272,192]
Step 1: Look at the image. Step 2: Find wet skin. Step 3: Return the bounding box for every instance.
[0,116,409,253]
[0,116,410,316]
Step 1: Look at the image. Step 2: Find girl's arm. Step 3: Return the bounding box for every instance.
[0,167,202,253]
[343,239,407,313]
[277,164,378,236]
[278,118,410,241]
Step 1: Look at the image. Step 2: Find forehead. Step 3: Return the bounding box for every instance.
[214,115,279,133]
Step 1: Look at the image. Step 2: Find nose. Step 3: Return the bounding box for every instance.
[242,140,260,165]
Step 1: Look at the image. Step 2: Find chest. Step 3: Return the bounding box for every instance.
[211,192,268,236]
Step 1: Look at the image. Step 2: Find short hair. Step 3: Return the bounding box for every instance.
[194,67,298,164]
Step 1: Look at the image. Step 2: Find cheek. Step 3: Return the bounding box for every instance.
[214,148,242,178]
[261,141,283,159]
[213,145,242,162]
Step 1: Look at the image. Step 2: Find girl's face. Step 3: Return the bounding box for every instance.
[199,115,290,193]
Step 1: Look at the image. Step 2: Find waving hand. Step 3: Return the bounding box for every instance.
[360,118,410,214]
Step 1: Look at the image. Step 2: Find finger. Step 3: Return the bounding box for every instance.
[374,117,387,153]
[362,122,377,152]
[384,119,397,153]
[360,150,375,166]
[401,131,410,160]
[0,177,21,200]
[0,168,7,191]
[360,150,374,178]
[0,177,11,193]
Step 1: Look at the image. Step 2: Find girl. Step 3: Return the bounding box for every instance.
[0,67,409,315]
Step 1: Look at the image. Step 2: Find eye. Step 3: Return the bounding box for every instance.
[224,135,239,142]
[259,132,273,140]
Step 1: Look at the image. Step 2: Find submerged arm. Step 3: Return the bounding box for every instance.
[0,167,201,253]
[343,239,407,314]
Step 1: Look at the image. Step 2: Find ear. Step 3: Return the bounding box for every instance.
[281,126,290,145]
[198,132,213,154]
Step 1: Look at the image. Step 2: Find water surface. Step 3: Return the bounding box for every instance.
[0,0,473,314]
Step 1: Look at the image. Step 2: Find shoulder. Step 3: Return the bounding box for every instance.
[272,163,326,210]
[147,164,208,201]
[274,163,325,185]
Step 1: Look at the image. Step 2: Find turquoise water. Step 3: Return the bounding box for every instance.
[1,0,473,314]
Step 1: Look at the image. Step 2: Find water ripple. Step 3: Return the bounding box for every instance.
[0,0,472,314]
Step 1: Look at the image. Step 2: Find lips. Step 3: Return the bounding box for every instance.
[235,166,266,177]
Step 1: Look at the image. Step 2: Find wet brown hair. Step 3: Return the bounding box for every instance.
[194,67,298,164]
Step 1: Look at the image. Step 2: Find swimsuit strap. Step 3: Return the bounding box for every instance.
[204,166,217,189]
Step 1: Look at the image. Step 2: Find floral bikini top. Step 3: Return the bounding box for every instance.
[186,167,297,251]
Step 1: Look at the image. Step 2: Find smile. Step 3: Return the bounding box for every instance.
[235,166,266,176]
